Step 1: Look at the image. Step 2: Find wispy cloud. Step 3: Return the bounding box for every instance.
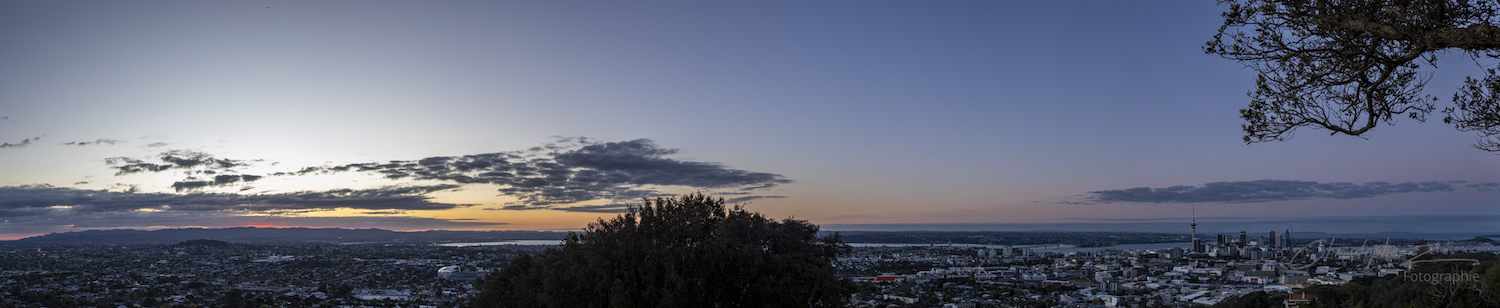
[550,203,635,213]
[0,137,39,149]
[1468,182,1500,191]
[359,210,408,215]
[106,149,256,175]
[62,138,122,146]
[725,195,786,203]
[1084,179,1492,204]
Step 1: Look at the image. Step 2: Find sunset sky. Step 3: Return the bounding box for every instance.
[2,1,1497,240]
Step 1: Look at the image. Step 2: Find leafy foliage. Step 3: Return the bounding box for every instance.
[469,193,854,307]
[1215,258,1500,307]
[1210,291,1285,308]
[1450,67,1500,151]
[1206,0,1500,152]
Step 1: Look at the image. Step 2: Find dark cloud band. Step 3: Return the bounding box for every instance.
[0,184,468,218]
[106,150,255,175]
[822,215,1500,234]
[550,203,636,213]
[89,138,787,210]
[288,138,790,209]
[1087,179,1496,204]
[0,212,504,235]
[171,174,265,192]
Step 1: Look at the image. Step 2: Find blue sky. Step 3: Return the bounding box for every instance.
[1,1,1496,239]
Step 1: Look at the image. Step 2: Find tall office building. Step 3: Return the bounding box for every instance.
[1240,231,1247,246]
[1270,230,1278,248]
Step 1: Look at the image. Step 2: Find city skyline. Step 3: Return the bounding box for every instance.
[2,1,1498,240]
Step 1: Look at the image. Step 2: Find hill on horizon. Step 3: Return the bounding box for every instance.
[2,227,568,245]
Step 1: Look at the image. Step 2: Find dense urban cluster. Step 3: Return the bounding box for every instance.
[0,240,545,308]
[837,235,1500,307]
[835,232,1191,248]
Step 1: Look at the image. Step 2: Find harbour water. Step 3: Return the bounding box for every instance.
[437,240,564,246]
[847,241,1201,252]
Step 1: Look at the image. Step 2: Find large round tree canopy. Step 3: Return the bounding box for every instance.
[467,193,853,308]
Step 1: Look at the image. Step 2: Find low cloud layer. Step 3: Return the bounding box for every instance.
[725,195,787,203]
[1086,179,1497,204]
[41,137,784,228]
[551,203,637,213]
[0,211,503,236]
[822,215,1500,234]
[286,138,790,209]
[0,184,468,219]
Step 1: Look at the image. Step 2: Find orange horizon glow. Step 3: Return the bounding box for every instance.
[0,223,587,241]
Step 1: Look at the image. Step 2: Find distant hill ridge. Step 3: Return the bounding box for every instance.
[2,227,567,245]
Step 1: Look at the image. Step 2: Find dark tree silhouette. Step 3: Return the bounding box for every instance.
[1213,259,1500,307]
[468,193,854,308]
[1206,0,1500,152]
[1209,291,1285,308]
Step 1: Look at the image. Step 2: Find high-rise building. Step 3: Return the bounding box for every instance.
[1286,228,1293,247]
[1270,230,1278,248]
[1240,231,1247,246]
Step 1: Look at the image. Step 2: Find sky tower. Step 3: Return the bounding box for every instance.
[1190,205,1200,253]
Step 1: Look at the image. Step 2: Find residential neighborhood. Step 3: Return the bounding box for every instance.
[838,236,1498,307]
[2,234,1495,308]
